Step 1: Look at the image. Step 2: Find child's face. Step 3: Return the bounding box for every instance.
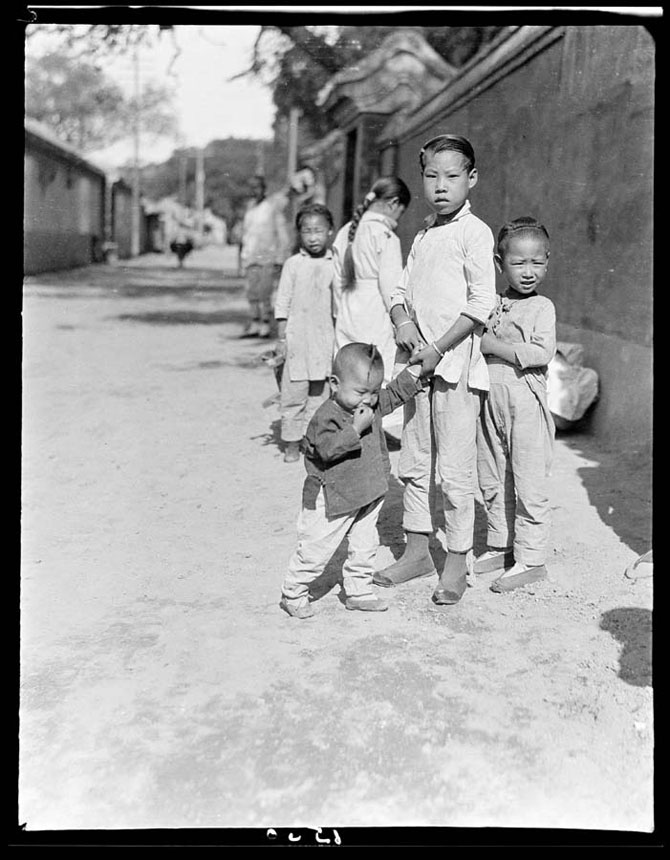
[331,363,384,413]
[422,149,477,216]
[299,214,332,256]
[496,234,550,295]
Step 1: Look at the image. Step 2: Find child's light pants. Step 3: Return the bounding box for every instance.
[282,489,384,606]
[398,359,483,552]
[280,356,329,442]
[476,362,554,567]
[245,263,277,322]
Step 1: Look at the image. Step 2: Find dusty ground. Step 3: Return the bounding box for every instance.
[19,244,654,841]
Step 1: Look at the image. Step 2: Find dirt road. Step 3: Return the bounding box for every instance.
[19,244,654,839]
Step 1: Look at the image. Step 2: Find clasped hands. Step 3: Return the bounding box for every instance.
[395,320,441,377]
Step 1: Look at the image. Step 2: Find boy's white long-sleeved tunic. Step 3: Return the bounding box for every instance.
[274,248,335,381]
[390,200,496,390]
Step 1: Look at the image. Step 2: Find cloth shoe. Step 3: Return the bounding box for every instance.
[345,595,388,612]
[284,441,301,463]
[373,553,436,587]
[432,551,473,605]
[279,597,315,619]
[490,564,547,593]
[474,548,515,575]
[240,321,261,338]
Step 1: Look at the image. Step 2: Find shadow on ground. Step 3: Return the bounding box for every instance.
[115,308,250,326]
[251,418,283,452]
[561,429,652,556]
[25,260,244,296]
[600,607,653,687]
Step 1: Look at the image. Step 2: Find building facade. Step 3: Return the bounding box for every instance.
[24,118,107,274]
[307,25,654,447]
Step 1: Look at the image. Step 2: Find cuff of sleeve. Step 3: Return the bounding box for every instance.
[395,367,424,393]
[512,348,525,368]
[514,347,548,369]
[462,310,488,326]
[341,425,363,445]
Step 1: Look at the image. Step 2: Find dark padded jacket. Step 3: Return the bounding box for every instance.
[301,368,423,517]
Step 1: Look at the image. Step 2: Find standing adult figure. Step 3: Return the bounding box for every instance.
[240,175,291,339]
[331,177,412,384]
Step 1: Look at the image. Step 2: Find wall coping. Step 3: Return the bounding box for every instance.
[317,28,457,125]
[379,25,565,146]
[25,117,108,179]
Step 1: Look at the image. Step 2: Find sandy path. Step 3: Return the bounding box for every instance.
[19,245,653,838]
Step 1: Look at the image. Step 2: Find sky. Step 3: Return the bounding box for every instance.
[25,10,660,170]
[26,24,278,169]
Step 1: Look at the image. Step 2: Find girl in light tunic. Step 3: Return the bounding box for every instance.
[475,217,556,592]
[331,176,411,384]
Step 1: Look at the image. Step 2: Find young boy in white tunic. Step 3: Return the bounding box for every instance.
[274,204,336,463]
[475,217,556,592]
[373,134,497,606]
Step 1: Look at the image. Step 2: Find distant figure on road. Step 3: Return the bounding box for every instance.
[170,232,194,268]
[240,175,291,340]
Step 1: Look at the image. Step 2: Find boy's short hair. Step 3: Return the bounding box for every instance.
[496,217,551,255]
[333,343,384,382]
[295,202,334,230]
[419,134,476,172]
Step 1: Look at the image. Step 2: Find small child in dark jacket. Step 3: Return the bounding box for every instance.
[280,342,426,618]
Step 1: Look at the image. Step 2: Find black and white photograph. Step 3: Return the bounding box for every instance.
[18,4,656,845]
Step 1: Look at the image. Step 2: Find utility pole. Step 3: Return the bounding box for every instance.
[287,106,301,183]
[255,140,265,177]
[178,150,188,207]
[195,147,205,242]
[130,41,141,257]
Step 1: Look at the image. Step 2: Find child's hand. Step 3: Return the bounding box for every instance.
[394,320,424,354]
[352,403,374,435]
[408,344,441,376]
[275,339,287,360]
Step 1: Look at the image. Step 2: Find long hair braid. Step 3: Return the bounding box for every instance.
[341,176,411,289]
[347,192,376,243]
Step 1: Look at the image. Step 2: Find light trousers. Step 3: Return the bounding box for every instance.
[476,363,554,566]
[246,263,276,321]
[282,489,384,606]
[398,354,483,551]
[279,355,329,442]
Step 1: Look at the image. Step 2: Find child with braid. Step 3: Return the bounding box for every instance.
[279,343,427,619]
[331,177,412,383]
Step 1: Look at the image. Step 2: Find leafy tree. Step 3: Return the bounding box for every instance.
[26,52,126,151]
[242,25,506,141]
[25,24,178,154]
[25,22,161,59]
